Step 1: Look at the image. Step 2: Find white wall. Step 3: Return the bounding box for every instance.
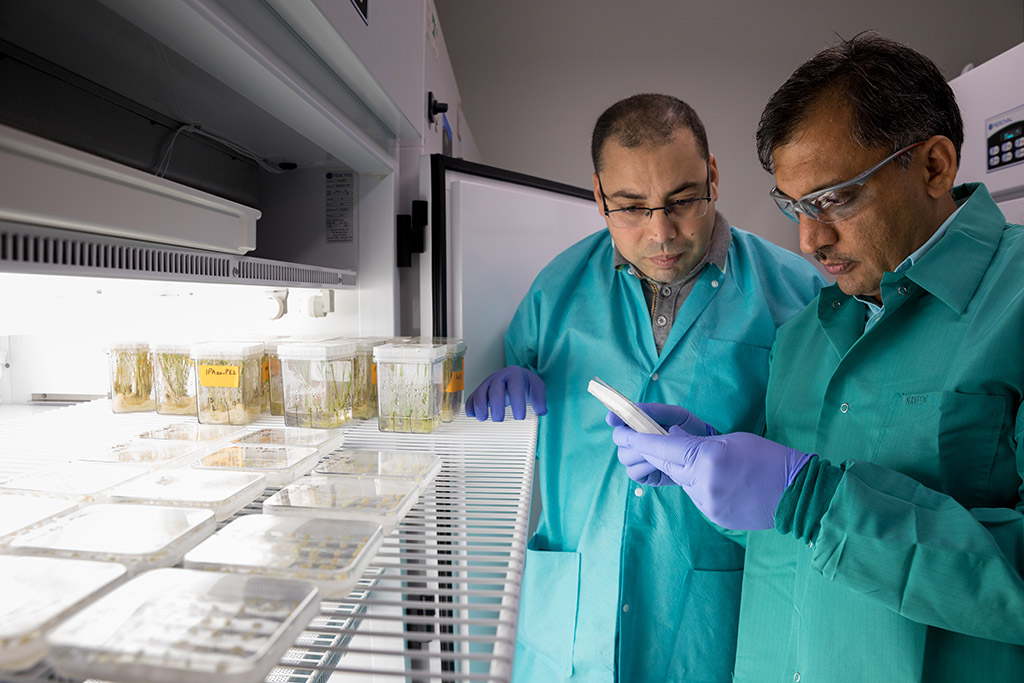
[434,0,1024,255]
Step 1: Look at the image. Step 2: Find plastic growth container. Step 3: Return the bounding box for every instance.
[109,342,155,413]
[373,342,447,433]
[46,568,320,683]
[232,427,344,450]
[347,337,388,419]
[152,342,198,416]
[0,462,147,503]
[0,556,127,672]
[434,338,467,422]
[315,449,441,493]
[185,515,383,598]
[195,444,320,487]
[191,342,264,425]
[2,503,215,575]
[278,340,356,429]
[0,494,76,545]
[107,469,266,521]
[81,439,203,468]
[264,339,285,416]
[137,422,246,442]
[263,475,419,534]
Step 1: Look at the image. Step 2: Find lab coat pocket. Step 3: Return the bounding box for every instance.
[690,337,770,434]
[517,540,581,678]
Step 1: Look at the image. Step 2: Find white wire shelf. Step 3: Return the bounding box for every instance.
[0,400,537,683]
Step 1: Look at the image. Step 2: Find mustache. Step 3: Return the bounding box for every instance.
[814,247,850,264]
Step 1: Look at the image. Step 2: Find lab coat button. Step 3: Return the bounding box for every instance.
[840,403,850,413]
[793,673,801,682]
[651,372,659,381]
[634,487,644,497]
[622,604,630,613]
[656,314,668,327]
[832,300,842,309]
[898,285,908,295]
[711,280,720,288]
[661,286,671,296]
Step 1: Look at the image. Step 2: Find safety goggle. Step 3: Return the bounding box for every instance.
[769,141,925,224]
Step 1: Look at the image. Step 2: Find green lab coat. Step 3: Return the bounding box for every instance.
[508,225,823,682]
[734,184,1024,681]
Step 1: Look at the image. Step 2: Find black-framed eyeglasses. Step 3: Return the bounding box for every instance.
[770,141,926,224]
[598,162,712,229]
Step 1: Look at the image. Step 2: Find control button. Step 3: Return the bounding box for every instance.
[990,155,1001,166]
[656,314,668,327]
[1016,149,1024,159]
[990,145,1001,155]
[1003,152,1014,163]
[1003,141,1014,152]
[1016,137,1024,148]
[840,403,850,413]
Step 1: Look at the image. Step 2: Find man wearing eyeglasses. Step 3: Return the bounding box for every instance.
[465,93,824,682]
[612,35,1024,681]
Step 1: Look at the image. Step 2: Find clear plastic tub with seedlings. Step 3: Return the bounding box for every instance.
[263,339,285,417]
[372,342,447,434]
[426,337,467,422]
[345,337,388,420]
[278,340,356,429]
[152,342,197,416]
[109,342,155,413]
[190,342,264,426]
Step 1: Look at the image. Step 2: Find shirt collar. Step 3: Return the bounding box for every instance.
[613,210,731,285]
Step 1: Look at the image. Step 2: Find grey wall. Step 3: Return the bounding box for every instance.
[433,0,1024,255]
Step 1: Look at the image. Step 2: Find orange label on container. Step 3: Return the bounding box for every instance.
[199,364,240,388]
[446,370,464,392]
[372,362,377,385]
[262,359,270,383]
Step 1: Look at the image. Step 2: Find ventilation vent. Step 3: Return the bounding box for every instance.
[0,221,355,288]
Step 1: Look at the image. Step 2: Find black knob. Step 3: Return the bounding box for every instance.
[428,91,449,123]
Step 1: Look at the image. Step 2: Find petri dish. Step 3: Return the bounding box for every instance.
[232,426,344,450]
[184,515,382,598]
[263,475,419,533]
[46,567,320,683]
[0,462,147,503]
[587,377,668,435]
[0,494,76,545]
[3,503,215,575]
[195,444,320,487]
[0,555,126,672]
[80,439,205,468]
[137,423,247,442]
[107,469,267,521]
[314,449,441,492]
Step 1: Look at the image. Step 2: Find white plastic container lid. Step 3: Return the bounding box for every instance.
[232,427,344,450]
[3,503,215,575]
[415,337,467,354]
[195,444,320,488]
[0,494,76,545]
[190,341,264,360]
[151,341,194,354]
[108,341,149,352]
[373,342,447,363]
[46,567,320,683]
[107,469,267,521]
[184,515,383,598]
[0,556,127,672]
[263,475,419,533]
[0,462,147,502]
[276,340,357,361]
[138,423,247,442]
[81,440,204,468]
[587,377,668,435]
[315,449,441,488]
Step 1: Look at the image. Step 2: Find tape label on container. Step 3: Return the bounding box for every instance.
[446,370,464,393]
[199,365,240,388]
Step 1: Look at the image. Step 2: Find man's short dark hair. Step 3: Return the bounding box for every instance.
[755,32,964,172]
[591,94,709,173]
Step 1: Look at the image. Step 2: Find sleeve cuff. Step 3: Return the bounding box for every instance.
[775,456,843,542]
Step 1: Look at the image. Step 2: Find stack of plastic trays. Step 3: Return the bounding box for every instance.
[194,444,320,487]
[0,556,127,673]
[262,475,419,534]
[1,503,215,576]
[184,515,383,598]
[46,568,320,683]
[0,462,147,503]
[107,469,267,521]
[315,448,442,495]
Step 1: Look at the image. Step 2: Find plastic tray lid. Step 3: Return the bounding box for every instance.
[107,469,267,522]
[190,341,264,361]
[137,423,247,442]
[195,445,320,488]
[372,342,447,364]
[586,377,669,436]
[184,515,383,598]
[3,503,215,574]
[276,339,357,361]
[315,449,441,483]
[0,462,148,502]
[0,556,127,672]
[0,494,77,545]
[232,427,344,449]
[45,567,320,683]
[80,440,204,468]
[263,475,419,530]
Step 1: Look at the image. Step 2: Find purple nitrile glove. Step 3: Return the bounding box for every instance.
[607,403,718,486]
[612,426,814,530]
[465,366,547,422]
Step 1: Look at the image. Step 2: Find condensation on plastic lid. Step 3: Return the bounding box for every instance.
[373,343,447,363]
[276,340,357,361]
[190,341,264,359]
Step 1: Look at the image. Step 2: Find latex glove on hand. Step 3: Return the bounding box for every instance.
[607,402,718,486]
[612,425,814,530]
[465,366,547,422]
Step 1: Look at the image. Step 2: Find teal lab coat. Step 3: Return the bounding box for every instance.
[507,225,823,682]
[734,184,1024,682]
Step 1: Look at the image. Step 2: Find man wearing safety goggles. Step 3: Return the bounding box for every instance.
[610,33,1024,681]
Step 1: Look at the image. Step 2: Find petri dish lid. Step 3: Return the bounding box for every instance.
[190,341,264,360]
[372,343,447,363]
[232,427,344,449]
[138,423,246,442]
[107,469,266,522]
[46,567,320,683]
[276,340,357,361]
[184,515,382,598]
[0,556,127,672]
[587,377,668,436]
[0,494,77,544]
[0,462,148,501]
[195,445,320,488]
[315,449,441,483]
[5,503,215,573]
